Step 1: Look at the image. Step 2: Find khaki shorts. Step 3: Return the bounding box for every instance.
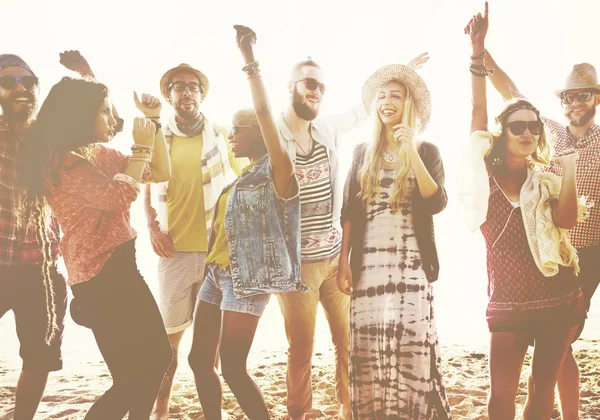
[157,252,207,334]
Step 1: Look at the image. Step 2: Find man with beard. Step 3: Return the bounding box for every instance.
[144,63,244,420]
[0,54,67,420]
[483,53,600,420]
[276,55,429,420]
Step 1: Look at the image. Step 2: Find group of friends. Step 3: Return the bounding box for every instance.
[0,4,599,420]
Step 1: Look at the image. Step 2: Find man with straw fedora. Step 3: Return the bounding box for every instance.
[275,53,429,420]
[485,52,600,420]
[143,63,244,420]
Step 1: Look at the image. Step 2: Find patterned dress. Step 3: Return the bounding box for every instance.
[350,169,451,419]
[480,176,585,331]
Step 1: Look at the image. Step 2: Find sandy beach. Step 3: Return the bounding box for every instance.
[2,225,599,419]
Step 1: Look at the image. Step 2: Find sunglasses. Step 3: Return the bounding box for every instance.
[506,120,543,136]
[230,124,258,135]
[0,75,39,90]
[561,91,596,105]
[295,78,326,94]
[169,82,203,93]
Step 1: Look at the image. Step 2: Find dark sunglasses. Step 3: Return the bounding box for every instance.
[0,75,39,90]
[507,120,543,136]
[295,78,326,94]
[230,124,258,135]
[561,91,596,105]
[169,81,203,93]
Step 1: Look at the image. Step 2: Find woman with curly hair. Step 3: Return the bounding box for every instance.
[19,77,172,420]
[461,4,586,419]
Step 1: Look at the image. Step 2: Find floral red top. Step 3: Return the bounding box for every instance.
[47,144,150,285]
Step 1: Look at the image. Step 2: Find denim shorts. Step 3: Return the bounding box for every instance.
[198,264,271,317]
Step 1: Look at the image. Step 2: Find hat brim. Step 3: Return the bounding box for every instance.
[362,64,431,133]
[160,65,209,102]
[555,84,600,97]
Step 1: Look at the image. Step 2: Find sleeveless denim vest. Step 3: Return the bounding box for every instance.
[206,154,307,298]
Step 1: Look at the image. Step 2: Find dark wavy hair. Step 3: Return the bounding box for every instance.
[16,76,109,344]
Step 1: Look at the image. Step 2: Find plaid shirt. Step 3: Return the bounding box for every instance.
[0,117,59,265]
[544,117,600,249]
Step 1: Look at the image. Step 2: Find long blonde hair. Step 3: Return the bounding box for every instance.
[359,81,418,211]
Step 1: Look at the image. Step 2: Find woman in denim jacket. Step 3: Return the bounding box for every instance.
[187,25,304,420]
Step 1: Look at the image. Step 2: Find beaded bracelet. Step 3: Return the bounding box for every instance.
[132,144,154,152]
[470,51,486,60]
[242,61,260,76]
[130,156,151,163]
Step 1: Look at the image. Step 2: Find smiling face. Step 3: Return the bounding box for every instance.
[0,66,39,125]
[290,65,324,121]
[168,71,203,121]
[376,80,407,128]
[93,97,118,143]
[228,110,264,159]
[562,88,599,127]
[504,109,541,159]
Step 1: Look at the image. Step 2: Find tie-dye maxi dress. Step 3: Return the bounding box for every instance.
[349,169,451,419]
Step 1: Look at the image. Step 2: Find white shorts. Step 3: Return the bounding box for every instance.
[157,251,207,334]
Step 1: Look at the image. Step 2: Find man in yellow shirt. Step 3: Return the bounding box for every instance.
[144,63,245,420]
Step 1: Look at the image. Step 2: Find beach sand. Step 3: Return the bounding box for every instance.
[1,311,599,419]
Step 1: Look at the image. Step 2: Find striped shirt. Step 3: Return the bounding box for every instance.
[296,142,341,261]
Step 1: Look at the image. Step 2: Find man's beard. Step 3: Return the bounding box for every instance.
[175,101,201,122]
[567,106,596,127]
[0,93,37,126]
[292,87,318,121]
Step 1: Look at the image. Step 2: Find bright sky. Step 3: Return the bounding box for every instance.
[1,0,599,355]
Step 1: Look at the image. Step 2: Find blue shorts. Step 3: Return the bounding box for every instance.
[198,264,271,317]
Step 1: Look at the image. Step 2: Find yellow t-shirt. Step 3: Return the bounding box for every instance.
[204,186,233,268]
[166,127,248,252]
[205,159,258,268]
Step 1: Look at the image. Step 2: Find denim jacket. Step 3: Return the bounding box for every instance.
[206,154,307,298]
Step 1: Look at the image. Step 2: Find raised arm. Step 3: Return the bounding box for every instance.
[133,92,171,182]
[235,25,294,197]
[465,2,490,134]
[485,50,526,101]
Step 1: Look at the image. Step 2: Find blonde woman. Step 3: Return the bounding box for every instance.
[337,65,451,419]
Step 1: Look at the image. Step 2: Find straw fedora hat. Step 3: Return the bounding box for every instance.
[160,63,209,103]
[362,64,431,132]
[555,63,600,97]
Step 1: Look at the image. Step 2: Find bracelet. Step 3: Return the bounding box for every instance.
[469,66,487,77]
[470,51,486,60]
[152,121,162,134]
[130,156,151,163]
[132,144,154,151]
[242,61,260,76]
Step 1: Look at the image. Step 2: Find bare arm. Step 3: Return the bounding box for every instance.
[485,50,526,101]
[133,92,171,183]
[336,220,353,295]
[465,3,490,134]
[552,154,579,229]
[235,26,294,198]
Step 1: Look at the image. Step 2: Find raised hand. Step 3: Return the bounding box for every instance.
[234,25,257,50]
[554,149,579,169]
[393,124,416,147]
[133,92,161,119]
[464,2,489,47]
[132,117,156,146]
[59,50,94,77]
[407,52,430,70]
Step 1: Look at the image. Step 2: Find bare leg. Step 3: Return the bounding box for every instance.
[188,300,223,420]
[488,332,529,420]
[524,325,578,420]
[557,349,580,420]
[14,370,49,420]
[220,310,269,420]
[151,330,186,420]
